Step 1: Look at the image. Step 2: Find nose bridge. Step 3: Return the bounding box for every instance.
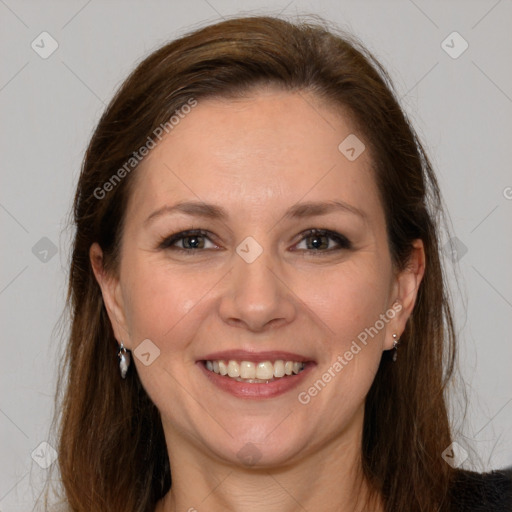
[235,246,277,299]
[218,237,295,330]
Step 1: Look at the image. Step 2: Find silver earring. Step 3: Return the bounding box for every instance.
[392,333,400,362]
[118,342,131,379]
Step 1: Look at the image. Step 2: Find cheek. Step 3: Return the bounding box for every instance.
[298,259,391,343]
[120,256,213,345]
[292,264,390,423]
[297,259,391,398]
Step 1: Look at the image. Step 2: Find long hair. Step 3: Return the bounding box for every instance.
[51,15,459,511]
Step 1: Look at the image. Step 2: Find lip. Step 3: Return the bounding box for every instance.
[200,350,314,364]
[197,351,316,400]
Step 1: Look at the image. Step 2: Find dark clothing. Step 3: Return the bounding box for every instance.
[449,468,512,511]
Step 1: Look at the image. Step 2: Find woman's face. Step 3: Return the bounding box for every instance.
[94,88,421,468]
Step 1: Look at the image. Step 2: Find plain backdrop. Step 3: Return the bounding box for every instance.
[1,0,511,509]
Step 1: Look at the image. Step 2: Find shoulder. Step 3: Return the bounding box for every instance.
[448,467,512,511]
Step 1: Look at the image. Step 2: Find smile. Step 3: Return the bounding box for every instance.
[198,353,314,399]
[205,359,305,383]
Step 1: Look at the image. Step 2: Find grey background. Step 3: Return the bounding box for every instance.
[1,0,511,509]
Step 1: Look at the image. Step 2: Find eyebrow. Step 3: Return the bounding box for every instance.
[144,199,367,226]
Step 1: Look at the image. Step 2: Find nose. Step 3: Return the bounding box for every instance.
[218,246,296,332]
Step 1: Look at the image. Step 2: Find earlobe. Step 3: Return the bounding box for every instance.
[386,240,425,349]
[89,243,130,346]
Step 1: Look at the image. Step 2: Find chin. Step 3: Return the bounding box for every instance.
[203,426,310,469]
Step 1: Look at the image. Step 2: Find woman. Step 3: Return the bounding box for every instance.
[51,15,511,512]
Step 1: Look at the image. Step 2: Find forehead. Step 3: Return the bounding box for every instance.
[126,89,381,224]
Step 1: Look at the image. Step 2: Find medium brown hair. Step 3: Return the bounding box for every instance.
[51,15,460,511]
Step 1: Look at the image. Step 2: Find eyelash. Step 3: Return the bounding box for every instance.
[158,228,352,255]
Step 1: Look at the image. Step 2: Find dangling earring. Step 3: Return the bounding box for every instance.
[392,333,400,362]
[118,342,131,379]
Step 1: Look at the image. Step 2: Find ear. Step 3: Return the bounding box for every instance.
[384,239,425,350]
[89,243,131,348]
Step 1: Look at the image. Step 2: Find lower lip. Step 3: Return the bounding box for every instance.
[197,361,315,399]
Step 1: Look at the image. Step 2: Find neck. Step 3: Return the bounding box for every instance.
[156,409,383,512]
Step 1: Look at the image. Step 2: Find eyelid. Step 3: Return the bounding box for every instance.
[291,228,352,252]
[158,227,352,254]
[157,229,219,250]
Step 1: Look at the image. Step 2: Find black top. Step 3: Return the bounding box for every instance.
[449,468,512,511]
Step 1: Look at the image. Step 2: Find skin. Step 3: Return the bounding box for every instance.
[91,87,425,512]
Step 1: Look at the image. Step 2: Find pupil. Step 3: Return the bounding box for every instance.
[186,236,202,249]
[310,235,326,249]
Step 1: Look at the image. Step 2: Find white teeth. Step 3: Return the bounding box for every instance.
[274,360,285,378]
[205,359,306,381]
[240,361,256,379]
[218,360,228,375]
[233,377,275,383]
[227,360,240,378]
[256,361,274,380]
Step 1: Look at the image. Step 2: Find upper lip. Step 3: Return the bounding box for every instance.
[200,350,314,363]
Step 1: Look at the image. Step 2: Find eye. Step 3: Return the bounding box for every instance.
[158,228,351,255]
[293,229,352,253]
[158,229,219,252]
